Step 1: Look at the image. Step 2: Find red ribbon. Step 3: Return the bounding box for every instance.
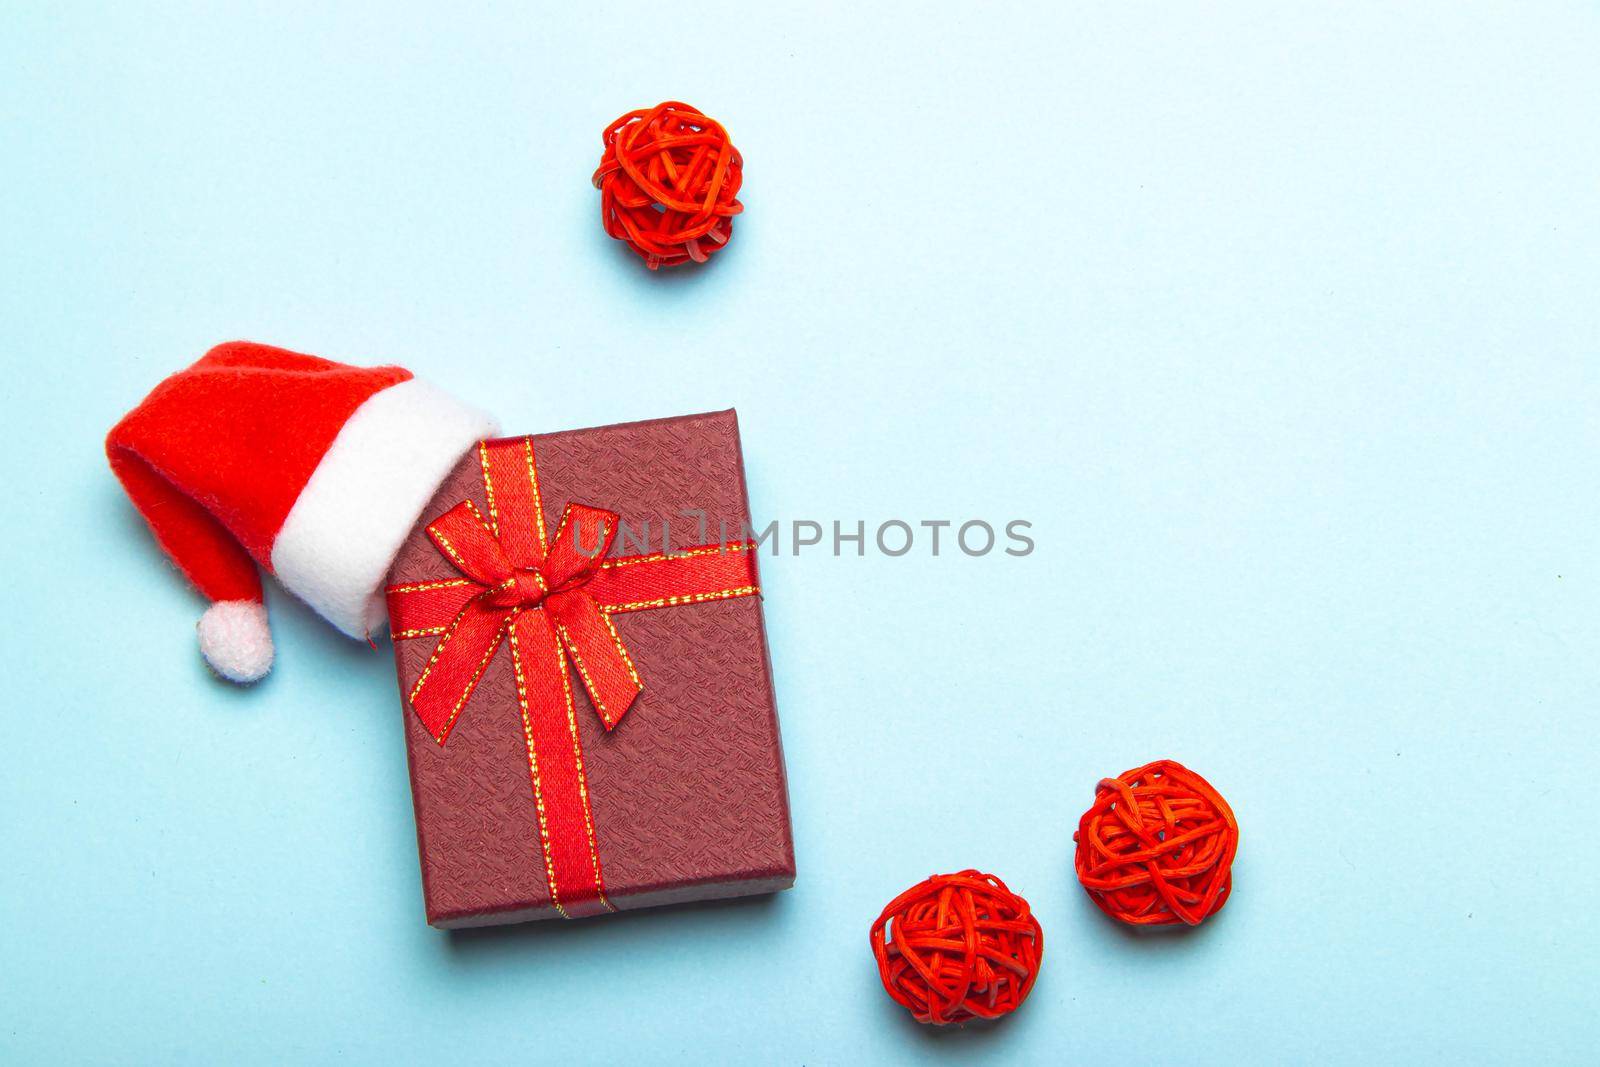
[387,438,760,917]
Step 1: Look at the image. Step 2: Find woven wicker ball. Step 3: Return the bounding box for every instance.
[1073,759,1238,926]
[591,101,743,270]
[869,870,1043,1025]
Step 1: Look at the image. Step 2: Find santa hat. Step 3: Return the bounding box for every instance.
[107,341,498,682]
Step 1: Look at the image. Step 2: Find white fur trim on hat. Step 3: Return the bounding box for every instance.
[198,600,275,682]
[270,378,498,640]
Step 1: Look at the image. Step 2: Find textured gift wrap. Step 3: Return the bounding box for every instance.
[385,411,795,927]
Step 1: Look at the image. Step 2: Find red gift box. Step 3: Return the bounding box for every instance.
[385,411,795,927]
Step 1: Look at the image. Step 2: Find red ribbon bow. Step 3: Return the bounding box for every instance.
[387,438,760,917]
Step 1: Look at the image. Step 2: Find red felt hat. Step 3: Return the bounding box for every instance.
[107,341,497,682]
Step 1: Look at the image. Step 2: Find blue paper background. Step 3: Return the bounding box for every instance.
[4,3,1598,1063]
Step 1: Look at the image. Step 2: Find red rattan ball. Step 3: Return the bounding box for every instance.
[1073,759,1238,927]
[869,870,1043,1025]
[592,101,743,270]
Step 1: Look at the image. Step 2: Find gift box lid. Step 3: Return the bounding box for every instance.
[386,410,795,927]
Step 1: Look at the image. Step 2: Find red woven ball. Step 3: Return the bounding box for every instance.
[869,870,1043,1025]
[1073,759,1238,927]
[591,101,743,270]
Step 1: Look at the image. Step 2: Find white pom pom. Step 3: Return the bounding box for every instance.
[197,600,275,683]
